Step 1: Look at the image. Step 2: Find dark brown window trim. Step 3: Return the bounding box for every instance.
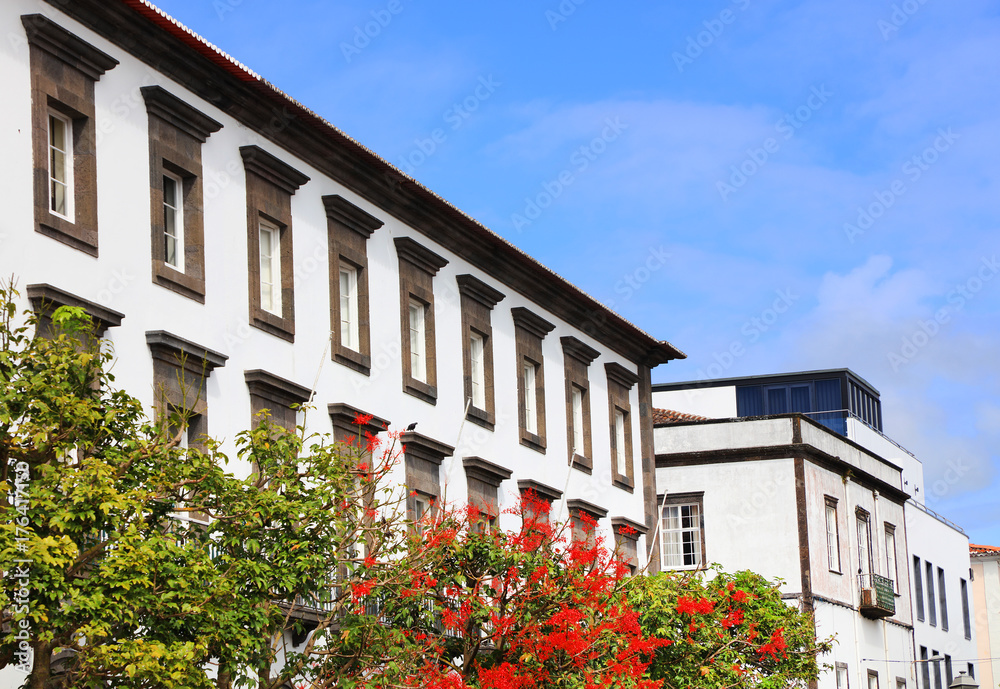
[518,479,563,527]
[395,237,448,404]
[464,456,513,522]
[241,145,309,342]
[457,274,505,430]
[606,362,638,491]
[27,283,124,339]
[328,402,390,445]
[23,14,118,256]
[402,431,454,520]
[517,478,563,505]
[562,336,599,474]
[567,498,608,545]
[324,195,383,376]
[245,369,311,432]
[142,86,222,303]
[512,307,555,453]
[146,330,227,428]
[612,516,648,570]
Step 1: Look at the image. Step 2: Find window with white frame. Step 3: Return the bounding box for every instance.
[826,498,841,572]
[162,172,184,271]
[48,111,73,220]
[857,510,872,575]
[409,299,427,383]
[339,264,359,350]
[836,663,849,689]
[885,524,898,590]
[868,670,880,689]
[470,332,486,409]
[660,495,703,569]
[259,219,282,315]
[523,360,538,434]
[614,408,627,476]
[572,385,585,455]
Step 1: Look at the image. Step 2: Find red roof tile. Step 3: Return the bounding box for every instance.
[971,544,1000,557]
[653,408,709,425]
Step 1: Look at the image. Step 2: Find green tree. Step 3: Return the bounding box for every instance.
[0,285,419,688]
[625,568,833,689]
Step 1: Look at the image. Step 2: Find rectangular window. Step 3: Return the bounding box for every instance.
[836,663,849,689]
[259,220,282,316]
[857,511,872,575]
[932,653,942,689]
[896,679,906,689]
[470,332,486,409]
[162,173,183,271]
[614,408,627,476]
[513,307,554,453]
[26,15,117,256]
[926,562,937,626]
[395,237,447,404]
[944,656,952,687]
[967,663,974,679]
[920,647,930,689]
[938,567,948,631]
[523,361,538,434]
[868,670,879,689]
[914,556,925,621]
[961,578,971,639]
[144,86,220,302]
[242,146,308,342]
[562,337,598,472]
[48,111,73,220]
[885,524,897,591]
[606,363,638,490]
[661,495,704,569]
[826,498,841,572]
[409,299,427,383]
[339,265,359,350]
[572,385,585,455]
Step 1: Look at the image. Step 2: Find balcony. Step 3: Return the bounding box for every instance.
[858,573,895,618]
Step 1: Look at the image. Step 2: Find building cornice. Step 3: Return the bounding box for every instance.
[141,85,222,142]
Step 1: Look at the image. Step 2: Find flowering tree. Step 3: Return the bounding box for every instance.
[625,569,832,689]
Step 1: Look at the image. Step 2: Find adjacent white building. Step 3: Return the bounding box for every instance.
[970,544,1000,689]
[0,0,685,681]
[653,369,978,689]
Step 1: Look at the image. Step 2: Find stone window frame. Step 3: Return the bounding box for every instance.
[328,403,390,446]
[566,498,607,547]
[835,662,850,689]
[324,195,383,375]
[512,307,555,454]
[142,86,222,303]
[27,283,124,341]
[240,145,310,343]
[464,456,512,527]
[825,495,842,574]
[395,237,448,405]
[23,14,118,256]
[659,491,706,570]
[146,330,228,452]
[561,336,599,474]
[401,431,454,522]
[457,275,505,431]
[612,516,648,574]
[244,369,311,433]
[517,479,562,528]
[605,362,638,491]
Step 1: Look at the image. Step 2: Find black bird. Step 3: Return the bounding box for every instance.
[405,422,418,432]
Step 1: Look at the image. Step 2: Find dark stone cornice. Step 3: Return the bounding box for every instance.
[145,330,227,375]
[141,85,222,142]
[511,307,555,340]
[401,431,453,466]
[516,479,563,503]
[239,145,309,194]
[21,14,118,80]
[27,283,124,334]
[244,370,311,409]
[566,498,608,520]
[327,403,390,437]
[611,516,648,537]
[605,362,639,389]
[463,456,512,487]
[561,336,600,366]
[456,275,505,310]
[322,194,384,238]
[394,237,448,276]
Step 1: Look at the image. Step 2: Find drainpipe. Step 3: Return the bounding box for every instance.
[874,491,892,685]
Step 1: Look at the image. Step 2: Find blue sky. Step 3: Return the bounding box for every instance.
[152,0,1000,545]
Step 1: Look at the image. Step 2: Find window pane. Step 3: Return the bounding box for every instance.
[661,502,702,568]
[790,385,811,413]
[163,175,182,270]
[259,222,280,315]
[767,387,788,414]
[340,266,358,349]
[523,362,536,434]
[736,386,763,416]
[572,386,584,454]
[409,300,425,382]
[470,333,485,408]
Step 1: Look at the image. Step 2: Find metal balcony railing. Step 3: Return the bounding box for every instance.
[858,573,895,618]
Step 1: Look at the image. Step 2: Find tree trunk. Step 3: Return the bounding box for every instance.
[27,640,53,689]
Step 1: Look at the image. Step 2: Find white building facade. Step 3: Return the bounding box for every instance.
[970,544,1000,689]
[653,370,978,689]
[0,0,684,681]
